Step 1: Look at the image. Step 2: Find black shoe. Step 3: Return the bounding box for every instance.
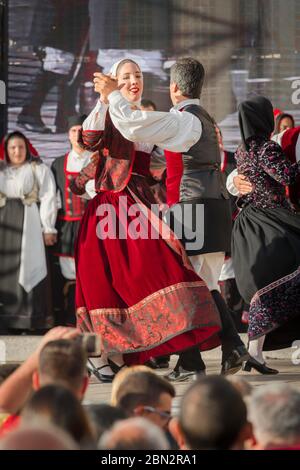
[221,345,250,375]
[155,359,170,369]
[156,361,170,369]
[145,357,159,369]
[108,358,127,374]
[145,357,170,369]
[87,362,115,383]
[165,367,204,383]
[242,357,279,375]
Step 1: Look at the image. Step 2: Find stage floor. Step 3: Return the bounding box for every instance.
[84,357,300,414]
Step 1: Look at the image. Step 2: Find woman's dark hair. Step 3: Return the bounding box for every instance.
[21,385,95,446]
[273,113,295,135]
[86,404,128,441]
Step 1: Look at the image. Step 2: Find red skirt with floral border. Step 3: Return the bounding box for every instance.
[75,180,220,364]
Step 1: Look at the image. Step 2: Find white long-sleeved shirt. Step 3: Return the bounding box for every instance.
[0,162,57,233]
[0,162,57,291]
[66,149,92,172]
[83,94,203,153]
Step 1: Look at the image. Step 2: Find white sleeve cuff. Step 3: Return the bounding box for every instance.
[226,169,239,196]
[82,100,108,131]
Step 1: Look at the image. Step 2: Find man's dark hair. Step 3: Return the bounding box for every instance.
[141,99,157,110]
[170,58,205,98]
[22,384,93,445]
[87,404,128,441]
[115,371,175,414]
[38,339,87,392]
[179,376,247,450]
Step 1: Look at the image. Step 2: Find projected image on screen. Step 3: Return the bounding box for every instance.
[7,0,299,163]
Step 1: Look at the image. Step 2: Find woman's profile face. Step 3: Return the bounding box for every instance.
[117,61,143,103]
[7,137,27,166]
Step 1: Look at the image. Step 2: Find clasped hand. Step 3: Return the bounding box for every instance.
[93,72,124,102]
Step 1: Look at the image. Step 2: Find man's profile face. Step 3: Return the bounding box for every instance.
[68,125,82,149]
[169,81,177,105]
[141,392,173,430]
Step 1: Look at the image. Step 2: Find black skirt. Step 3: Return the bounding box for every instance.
[0,199,53,331]
[54,219,81,257]
[232,204,300,350]
[167,198,232,255]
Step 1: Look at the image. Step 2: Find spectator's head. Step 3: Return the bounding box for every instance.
[32,339,88,400]
[273,113,295,135]
[170,58,205,105]
[140,99,157,111]
[114,371,175,431]
[21,385,94,446]
[4,131,32,166]
[249,384,300,449]
[172,376,251,450]
[68,114,86,153]
[111,59,143,104]
[0,424,78,450]
[110,365,153,406]
[98,417,169,450]
[87,404,128,441]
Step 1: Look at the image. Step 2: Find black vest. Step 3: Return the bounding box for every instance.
[179,104,229,202]
[166,104,231,255]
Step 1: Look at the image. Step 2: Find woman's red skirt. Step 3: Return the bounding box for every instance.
[75,181,220,364]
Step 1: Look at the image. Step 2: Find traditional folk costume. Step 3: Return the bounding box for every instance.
[71,97,221,365]
[105,93,247,375]
[51,115,92,325]
[161,102,245,373]
[232,98,300,352]
[0,143,57,331]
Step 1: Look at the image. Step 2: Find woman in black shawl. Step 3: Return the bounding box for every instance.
[232,96,300,374]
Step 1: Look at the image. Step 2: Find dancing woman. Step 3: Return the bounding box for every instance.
[70,59,221,381]
[232,97,300,374]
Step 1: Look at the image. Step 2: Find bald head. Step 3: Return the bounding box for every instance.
[99,417,169,450]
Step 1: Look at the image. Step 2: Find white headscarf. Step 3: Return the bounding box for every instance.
[109,58,142,78]
[109,59,142,105]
